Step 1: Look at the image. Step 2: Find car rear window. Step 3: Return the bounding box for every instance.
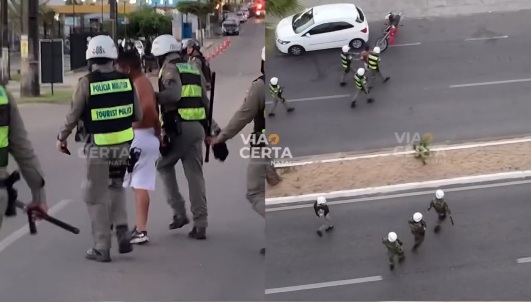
[356,6,365,23]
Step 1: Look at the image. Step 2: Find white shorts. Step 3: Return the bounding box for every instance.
[123,128,160,191]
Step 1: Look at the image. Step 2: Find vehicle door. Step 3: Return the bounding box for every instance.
[301,23,335,51]
[326,22,356,48]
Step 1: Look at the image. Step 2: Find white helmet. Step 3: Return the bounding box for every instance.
[151,34,181,57]
[373,47,381,54]
[262,47,265,61]
[316,196,327,205]
[413,212,423,222]
[388,232,397,242]
[342,45,349,53]
[385,13,392,20]
[86,35,117,60]
[356,68,365,76]
[435,189,444,199]
[270,77,278,85]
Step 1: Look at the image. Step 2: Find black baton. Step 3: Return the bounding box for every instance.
[205,72,216,163]
[15,201,80,235]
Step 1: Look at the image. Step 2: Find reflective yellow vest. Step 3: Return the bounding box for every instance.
[368,53,379,70]
[354,74,366,90]
[341,52,350,69]
[0,86,9,167]
[269,83,280,97]
[85,72,135,146]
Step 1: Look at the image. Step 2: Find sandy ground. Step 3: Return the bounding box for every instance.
[266,142,531,198]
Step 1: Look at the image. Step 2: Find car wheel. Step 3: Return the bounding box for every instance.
[349,38,365,50]
[235,32,240,36]
[288,45,305,56]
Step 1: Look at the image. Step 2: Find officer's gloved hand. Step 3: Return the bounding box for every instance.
[212,142,229,162]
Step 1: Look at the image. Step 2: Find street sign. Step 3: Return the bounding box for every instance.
[39,39,64,95]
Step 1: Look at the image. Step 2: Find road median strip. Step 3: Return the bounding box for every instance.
[266,137,531,204]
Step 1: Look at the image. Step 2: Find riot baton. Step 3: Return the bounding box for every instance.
[15,201,80,235]
[450,215,454,226]
[205,72,216,163]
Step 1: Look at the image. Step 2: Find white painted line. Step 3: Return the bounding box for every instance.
[267,179,531,211]
[265,170,531,205]
[265,94,350,105]
[265,275,382,295]
[450,78,531,88]
[390,42,422,47]
[0,199,75,254]
[517,257,531,264]
[465,35,508,41]
[274,136,531,168]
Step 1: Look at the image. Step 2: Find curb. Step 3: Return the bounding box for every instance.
[265,170,531,205]
[274,136,531,168]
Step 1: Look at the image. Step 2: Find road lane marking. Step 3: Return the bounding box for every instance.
[450,78,531,88]
[265,275,383,295]
[0,199,75,254]
[517,257,531,263]
[465,35,508,41]
[266,178,531,210]
[265,94,350,104]
[390,42,422,47]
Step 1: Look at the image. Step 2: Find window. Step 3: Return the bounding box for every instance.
[355,7,365,23]
[308,23,334,35]
[292,8,315,34]
[330,22,354,31]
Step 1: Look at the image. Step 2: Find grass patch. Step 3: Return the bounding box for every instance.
[18,90,73,104]
[10,73,22,82]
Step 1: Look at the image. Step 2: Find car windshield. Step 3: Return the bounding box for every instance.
[224,22,237,28]
[292,8,315,34]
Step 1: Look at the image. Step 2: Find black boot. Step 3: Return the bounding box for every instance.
[268,113,276,117]
[383,77,390,83]
[389,263,394,271]
[367,98,374,103]
[325,225,334,232]
[350,100,357,108]
[116,225,133,254]
[434,225,441,233]
[85,248,111,262]
[340,82,346,86]
[188,227,207,240]
[316,230,323,237]
[287,108,295,112]
[260,248,266,255]
[169,216,190,230]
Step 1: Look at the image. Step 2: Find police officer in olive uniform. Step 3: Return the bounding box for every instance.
[152,34,219,240]
[339,45,353,86]
[57,35,142,262]
[351,68,373,108]
[409,212,427,250]
[367,47,390,83]
[0,86,47,231]
[383,231,405,270]
[428,189,452,233]
[313,196,334,237]
[207,47,267,254]
[183,38,212,90]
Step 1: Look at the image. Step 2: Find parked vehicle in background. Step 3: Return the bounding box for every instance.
[237,11,248,22]
[222,19,240,36]
[275,3,369,56]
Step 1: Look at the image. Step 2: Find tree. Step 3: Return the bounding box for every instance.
[8,0,55,34]
[175,1,215,41]
[265,0,300,48]
[123,7,172,39]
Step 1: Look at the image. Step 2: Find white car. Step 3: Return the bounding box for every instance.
[237,11,248,22]
[275,3,369,56]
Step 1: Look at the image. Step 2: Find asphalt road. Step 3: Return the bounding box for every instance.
[0,19,265,301]
[265,180,531,300]
[266,10,531,157]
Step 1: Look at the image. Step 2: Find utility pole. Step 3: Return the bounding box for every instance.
[0,0,8,84]
[20,0,40,96]
[109,0,118,42]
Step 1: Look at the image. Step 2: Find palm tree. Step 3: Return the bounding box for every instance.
[8,0,56,35]
[265,0,301,48]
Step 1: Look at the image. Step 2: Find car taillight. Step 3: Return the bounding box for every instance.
[257,4,262,9]
[360,28,367,33]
